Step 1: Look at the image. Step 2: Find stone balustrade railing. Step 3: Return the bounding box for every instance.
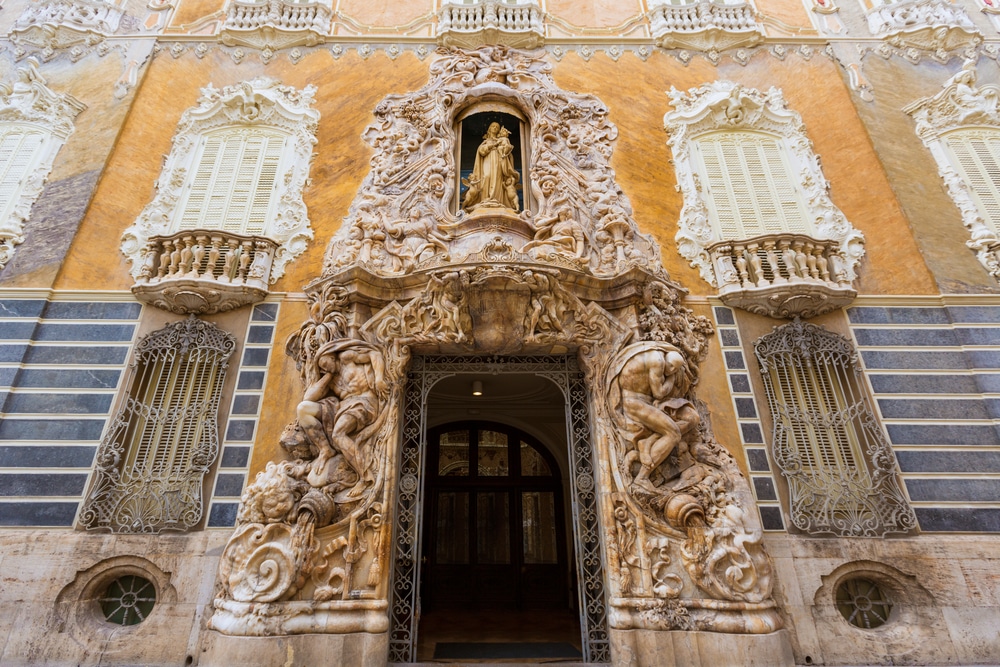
[438,1,544,48]
[865,0,981,50]
[223,0,329,33]
[10,0,123,41]
[131,231,277,314]
[648,0,764,51]
[708,233,857,318]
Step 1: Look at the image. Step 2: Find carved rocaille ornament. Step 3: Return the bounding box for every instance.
[210,47,781,640]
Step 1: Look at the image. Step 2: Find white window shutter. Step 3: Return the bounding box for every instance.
[945,129,1000,235]
[0,127,47,226]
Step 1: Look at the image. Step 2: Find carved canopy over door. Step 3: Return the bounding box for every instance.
[209,46,782,664]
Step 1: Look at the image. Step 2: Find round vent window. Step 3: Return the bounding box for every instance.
[99,575,156,626]
[836,577,892,629]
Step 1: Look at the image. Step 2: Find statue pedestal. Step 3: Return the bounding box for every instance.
[198,630,387,667]
[610,628,794,667]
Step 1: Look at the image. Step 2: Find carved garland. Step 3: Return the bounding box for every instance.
[120,77,319,284]
[664,80,864,288]
[0,58,86,272]
[904,58,1000,280]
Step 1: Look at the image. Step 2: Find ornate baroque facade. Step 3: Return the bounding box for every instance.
[0,1,999,666]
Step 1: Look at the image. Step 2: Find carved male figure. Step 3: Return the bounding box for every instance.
[617,345,701,493]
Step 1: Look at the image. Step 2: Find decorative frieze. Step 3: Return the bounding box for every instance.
[437,1,544,49]
[9,0,124,51]
[709,233,857,319]
[648,1,764,52]
[864,0,981,51]
[131,231,277,314]
[220,0,331,51]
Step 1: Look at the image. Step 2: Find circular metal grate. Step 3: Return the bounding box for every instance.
[836,577,892,629]
[99,575,156,626]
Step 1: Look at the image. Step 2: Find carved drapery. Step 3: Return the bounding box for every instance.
[904,59,1000,281]
[80,317,235,533]
[210,47,781,650]
[754,319,917,536]
[0,58,85,272]
[664,80,863,318]
[121,77,319,312]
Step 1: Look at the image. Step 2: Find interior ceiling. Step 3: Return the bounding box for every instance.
[426,373,569,459]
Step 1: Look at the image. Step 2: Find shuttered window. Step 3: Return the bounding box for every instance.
[0,125,47,225]
[177,130,287,235]
[943,128,1000,235]
[693,131,811,240]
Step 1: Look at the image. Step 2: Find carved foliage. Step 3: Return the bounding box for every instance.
[322,46,663,280]
[664,80,864,289]
[754,319,917,536]
[121,77,319,285]
[904,59,1000,280]
[0,58,85,271]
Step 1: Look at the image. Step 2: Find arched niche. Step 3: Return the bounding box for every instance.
[454,102,531,215]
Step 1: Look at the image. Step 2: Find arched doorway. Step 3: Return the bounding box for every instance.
[422,420,567,611]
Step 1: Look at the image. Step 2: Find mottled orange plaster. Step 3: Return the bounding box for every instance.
[546,0,644,29]
[335,0,434,30]
[169,0,227,30]
[755,0,814,32]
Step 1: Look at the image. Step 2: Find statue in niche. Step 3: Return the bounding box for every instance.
[613,343,701,494]
[296,340,388,496]
[462,121,521,213]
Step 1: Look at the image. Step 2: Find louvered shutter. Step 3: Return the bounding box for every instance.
[945,129,1000,234]
[694,132,811,240]
[177,130,287,235]
[0,126,46,226]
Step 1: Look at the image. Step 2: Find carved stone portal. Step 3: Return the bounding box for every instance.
[209,46,783,660]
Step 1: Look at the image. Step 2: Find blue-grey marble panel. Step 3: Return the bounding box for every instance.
[852,328,957,347]
[868,374,980,394]
[876,398,989,420]
[914,507,1000,532]
[24,345,129,365]
[213,473,246,498]
[746,448,770,472]
[208,503,238,527]
[0,322,36,340]
[3,392,113,415]
[946,306,1000,324]
[0,344,28,362]
[752,476,777,501]
[0,300,45,318]
[236,371,265,391]
[252,303,279,321]
[741,423,765,444]
[246,326,273,344]
[724,351,746,370]
[860,350,968,370]
[734,397,757,419]
[0,501,78,526]
[33,323,135,342]
[957,327,1000,346]
[230,395,260,416]
[0,473,87,496]
[242,348,269,367]
[847,307,949,325]
[0,367,17,387]
[896,450,1000,473]
[15,369,121,389]
[0,418,106,441]
[41,302,142,320]
[729,374,751,394]
[905,478,1000,502]
[966,350,1000,370]
[220,446,250,468]
[759,506,785,531]
[0,445,96,468]
[886,423,1000,446]
[714,307,735,325]
[720,329,740,347]
[225,420,256,442]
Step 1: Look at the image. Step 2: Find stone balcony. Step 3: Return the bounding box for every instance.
[131,231,278,315]
[220,0,331,50]
[437,0,544,49]
[708,233,857,319]
[648,1,764,51]
[865,0,981,51]
[9,0,123,49]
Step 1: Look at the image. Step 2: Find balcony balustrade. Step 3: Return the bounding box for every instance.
[865,0,981,50]
[220,0,331,50]
[10,0,123,49]
[438,1,544,49]
[708,233,857,318]
[648,1,764,51]
[131,231,277,314]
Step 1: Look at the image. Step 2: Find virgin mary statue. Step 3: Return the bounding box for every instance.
[462,122,521,213]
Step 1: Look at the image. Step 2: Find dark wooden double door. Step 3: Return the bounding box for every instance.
[422,421,568,610]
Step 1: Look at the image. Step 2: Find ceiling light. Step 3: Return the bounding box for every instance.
[472,380,483,396]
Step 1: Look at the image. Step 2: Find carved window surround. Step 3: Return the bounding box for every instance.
[754,319,917,537]
[904,59,1000,281]
[437,1,545,49]
[121,77,319,314]
[9,0,124,51]
[664,81,863,319]
[0,59,86,272]
[648,0,765,52]
[220,0,332,51]
[861,0,982,51]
